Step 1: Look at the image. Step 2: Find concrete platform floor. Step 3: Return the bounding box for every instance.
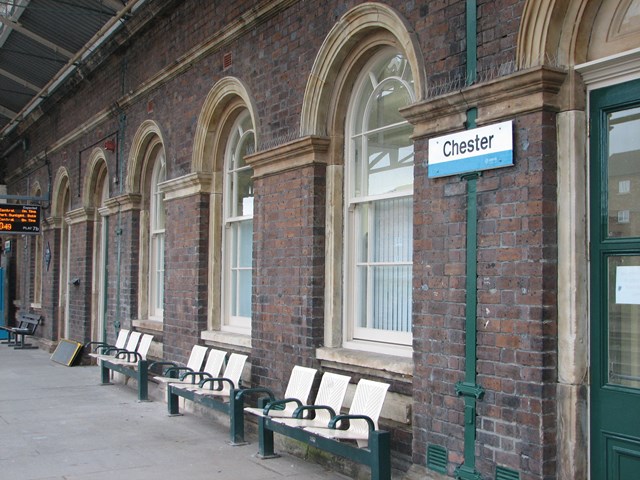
[0,344,349,480]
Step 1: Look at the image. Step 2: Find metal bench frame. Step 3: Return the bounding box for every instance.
[99,333,153,402]
[1,313,41,349]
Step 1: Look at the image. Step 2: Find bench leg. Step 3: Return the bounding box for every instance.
[137,360,149,402]
[257,416,279,459]
[167,386,181,415]
[369,430,391,480]
[100,362,113,385]
[229,388,247,445]
[14,334,38,349]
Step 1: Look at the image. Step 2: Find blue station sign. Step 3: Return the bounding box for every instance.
[428,120,513,178]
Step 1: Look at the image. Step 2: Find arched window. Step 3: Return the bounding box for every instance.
[149,151,165,321]
[344,48,415,348]
[222,110,254,333]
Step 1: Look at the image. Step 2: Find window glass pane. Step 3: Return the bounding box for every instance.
[228,128,254,218]
[368,80,412,131]
[372,197,413,263]
[238,219,253,268]
[366,123,414,196]
[234,115,254,168]
[155,234,164,309]
[353,197,412,335]
[607,106,640,238]
[237,268,252,317]
[152,160,165,229]
[353,53,414,134]
[368,265,412,332]
[236,165,254,217]
[608,255,640,389]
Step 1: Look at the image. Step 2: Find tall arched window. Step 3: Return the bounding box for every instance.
[345,48,415,349]
[222,110,254,333]
[149,151,165,321]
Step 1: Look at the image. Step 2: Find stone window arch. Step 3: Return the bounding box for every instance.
[192,77,258,345]
[302,3,423,357]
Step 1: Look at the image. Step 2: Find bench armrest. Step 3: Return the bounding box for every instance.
[179,371,211,384]
[263,397,302,415]
[328,414,375,432]
[199,376,235,391]
[292,404,336,420]
[101,345,124,355]
[234,386,276,402]
[148,361,181,376]
[115,350,141,363]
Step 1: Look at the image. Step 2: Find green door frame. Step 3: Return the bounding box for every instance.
[590,78,640,480]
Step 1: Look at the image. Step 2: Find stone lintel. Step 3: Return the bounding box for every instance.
[245,135,330,178]
[160,172,214,202]
[402,66,567,139]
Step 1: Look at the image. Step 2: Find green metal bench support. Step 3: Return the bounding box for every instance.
[257,412,391,480]
[167,384,247,446]
[100,359,149,402]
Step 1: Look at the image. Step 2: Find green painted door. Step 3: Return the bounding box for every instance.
[590,78,640,480]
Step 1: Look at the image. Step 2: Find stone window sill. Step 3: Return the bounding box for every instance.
[316,346,413,380]
[201,330,252,350]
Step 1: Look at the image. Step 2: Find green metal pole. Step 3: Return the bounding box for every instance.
[454,2,483,478]
[466,0,477,87]
[455,164,484,480]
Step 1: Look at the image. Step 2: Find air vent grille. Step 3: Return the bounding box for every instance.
[223,52,232,70]
[427,444,448,474]
[496,466,520,480]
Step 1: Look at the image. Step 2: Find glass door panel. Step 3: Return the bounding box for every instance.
[607,255,640,389]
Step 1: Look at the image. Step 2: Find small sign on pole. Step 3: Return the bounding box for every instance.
[428,120,513,178]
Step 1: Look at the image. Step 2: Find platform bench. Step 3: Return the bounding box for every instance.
[0,313,41,349]
[99,333,153,402]
[100,357,150,401]
[166,352,248,444]
[255,378,391,480]
[257,409,391,480]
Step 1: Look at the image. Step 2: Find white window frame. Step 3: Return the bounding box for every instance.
[344,48,415,352]
[222,110,254,334]
[149,152,165,322]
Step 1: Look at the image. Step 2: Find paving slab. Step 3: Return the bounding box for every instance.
[0,345,349,480]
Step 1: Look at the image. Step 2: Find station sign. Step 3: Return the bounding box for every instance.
[428,120,513,178]
[0,204,41,234]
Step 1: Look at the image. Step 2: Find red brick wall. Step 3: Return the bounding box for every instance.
[251,164,326,389]
[163,193,210,363]
[412,111,558,479]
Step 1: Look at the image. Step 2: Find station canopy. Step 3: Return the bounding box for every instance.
[0,0,133,138]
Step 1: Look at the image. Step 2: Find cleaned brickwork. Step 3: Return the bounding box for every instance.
[0,1,562,479]
[252,165,327,386]
[164,194,210,363]
[412,111,558,479]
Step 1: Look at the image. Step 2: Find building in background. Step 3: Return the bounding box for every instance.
[0,1,638,479]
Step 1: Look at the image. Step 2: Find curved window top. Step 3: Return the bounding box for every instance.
[350,50,415,199]
[151,152,166,229]
[225,111,255,220]
[354,52,414,134]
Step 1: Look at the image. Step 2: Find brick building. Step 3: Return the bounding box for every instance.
[0,1,638,479]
